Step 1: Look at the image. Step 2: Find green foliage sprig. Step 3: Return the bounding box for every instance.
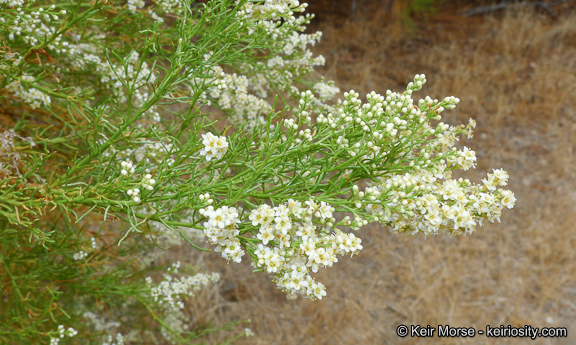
[0,0,515,343]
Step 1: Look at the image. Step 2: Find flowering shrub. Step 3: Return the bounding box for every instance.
[0,0,515,343]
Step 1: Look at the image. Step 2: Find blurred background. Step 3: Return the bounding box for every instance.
[185,1,576,344]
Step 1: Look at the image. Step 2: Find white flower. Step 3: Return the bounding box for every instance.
[499,190,516,209]
[257,224,274,245]
[274,215,291,235]
[199,132,229,161]
[299,235,316,256]
[147,270,220,311]
[307,279,327,300]
[317,201,334,219]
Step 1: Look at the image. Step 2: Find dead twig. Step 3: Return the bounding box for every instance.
[462,0,572,19]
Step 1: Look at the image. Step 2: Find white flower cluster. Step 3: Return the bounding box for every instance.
[199,132,229,161]
[126,187,141,203]
[3,5,64,47]
[5,75,51,109]
[58,34,106,72]
[364,169,515,235]
[72,237,98,261]
[146,262,220,311]
[154,0,185,16]
[120,159,135,176]
[102,333,125,345]
[250,16,325,85]
[246,198,362,300]
[73,250,88,261]
[0,50,23,71]
[119,156,158,203]
[292,74,516,236]
[197,0,336,130]
[200,206,244,263]
[148,261,215,342]
[237,0,304,19]
[313,80,340,101]
[198,63,271,129]
[82,311,121,333]
[160,309,188,341]
[141,173,156,191]
[49,325,77,345]
[126,0,145,14]
[0,0,24,7]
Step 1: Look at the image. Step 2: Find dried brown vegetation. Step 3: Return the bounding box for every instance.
[184,3,576,344]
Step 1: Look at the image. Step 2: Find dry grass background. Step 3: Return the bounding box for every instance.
[179,2,576,344]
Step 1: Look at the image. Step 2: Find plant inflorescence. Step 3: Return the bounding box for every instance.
[0,0,515,343]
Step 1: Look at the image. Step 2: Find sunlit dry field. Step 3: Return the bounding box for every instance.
[179,2,576,344]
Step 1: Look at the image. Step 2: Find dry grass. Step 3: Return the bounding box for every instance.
[183,3,576,344]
